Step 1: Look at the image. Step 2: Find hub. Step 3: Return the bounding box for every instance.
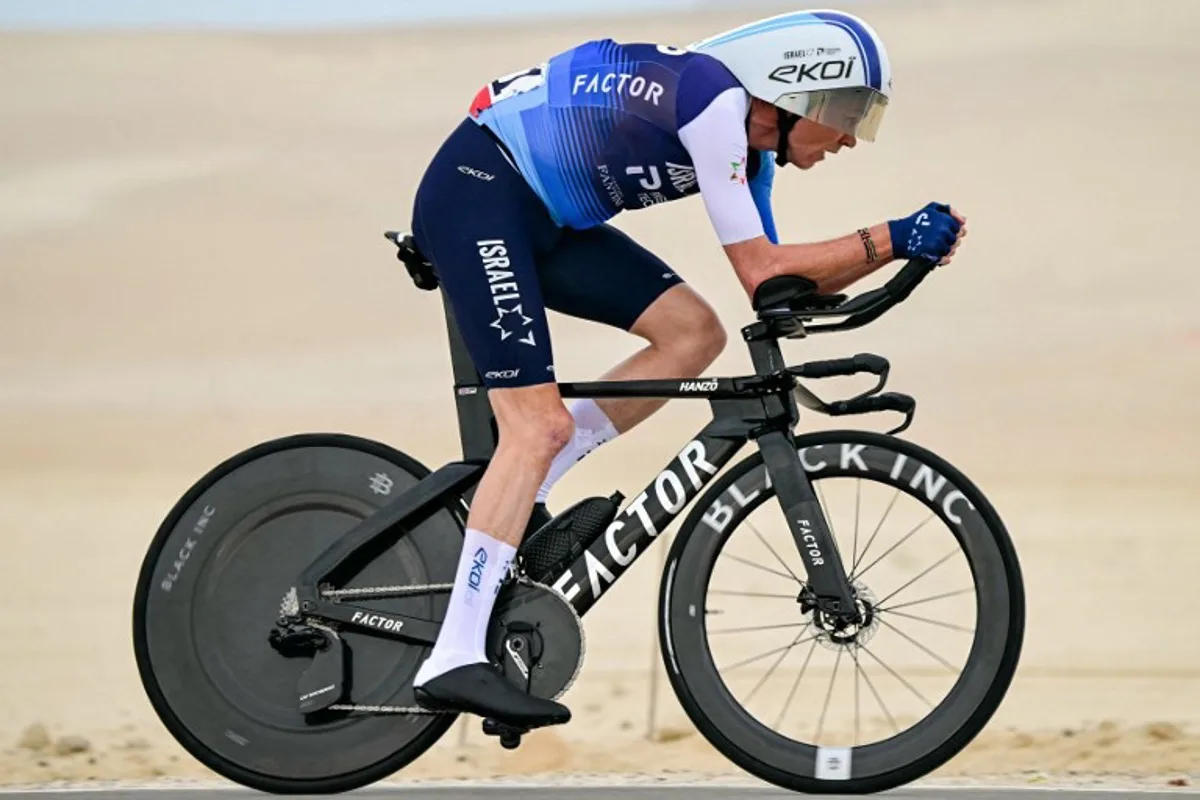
[268,622,329,658]
[798,581,880,650]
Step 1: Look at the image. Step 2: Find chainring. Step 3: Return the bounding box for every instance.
[485,578,584,702]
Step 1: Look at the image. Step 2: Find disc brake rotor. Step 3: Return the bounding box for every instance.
[807,581,880,651]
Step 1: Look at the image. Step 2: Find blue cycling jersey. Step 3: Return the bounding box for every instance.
[469,39,777,240]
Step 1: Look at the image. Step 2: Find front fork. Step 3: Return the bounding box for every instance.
[757,430,860,624]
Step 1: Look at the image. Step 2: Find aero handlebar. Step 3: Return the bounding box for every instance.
[757,256,941,335]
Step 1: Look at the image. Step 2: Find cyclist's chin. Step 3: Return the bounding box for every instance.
[787,149,825,171]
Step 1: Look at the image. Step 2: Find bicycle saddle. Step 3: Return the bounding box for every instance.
[385,230,438,291]
[752,275,848,316]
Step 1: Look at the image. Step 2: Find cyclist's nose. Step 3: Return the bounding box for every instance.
[827,135,855,154]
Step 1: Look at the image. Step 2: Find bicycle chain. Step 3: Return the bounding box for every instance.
[327,704,448,715]
[317,576,584,714]
[319,582,454,600]
[313,594,449,716]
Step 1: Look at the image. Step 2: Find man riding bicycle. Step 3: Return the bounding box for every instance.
[407,9,967,728]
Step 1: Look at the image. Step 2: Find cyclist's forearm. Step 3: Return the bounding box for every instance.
[727,224,895,298]
[772,224,895,294]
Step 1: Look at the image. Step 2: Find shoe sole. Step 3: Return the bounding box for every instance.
[413,687,569,727]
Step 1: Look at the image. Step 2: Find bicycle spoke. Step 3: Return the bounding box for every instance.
[854,513,935,582]
[721,633,819,672]
[745,624,811,705]
[813,647,844,744]
[853,647,900,735]
[874,550,959,608]
[851,487,901,576]
[878,587,974,613]
[721,551,800,585]
[710,590,798,600]
[860,643,932,707]
[709,621,810,636]
[884,609,974,634]
[851,479,862,575]
[878,617,959,673]
[853,645,861,745]
[745,518,804,586]
[773,637,819,731]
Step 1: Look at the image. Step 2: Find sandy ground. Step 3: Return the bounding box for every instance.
[2,0,1199,788]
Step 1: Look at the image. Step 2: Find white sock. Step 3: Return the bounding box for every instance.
[414,527,517,686]
[535,399,619,504]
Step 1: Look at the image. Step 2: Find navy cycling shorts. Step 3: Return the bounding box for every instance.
[411,118,684,388]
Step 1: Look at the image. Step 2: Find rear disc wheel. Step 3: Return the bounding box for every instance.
[133,433,465,794]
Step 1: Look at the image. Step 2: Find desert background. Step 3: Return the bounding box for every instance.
[1,0,1198,789]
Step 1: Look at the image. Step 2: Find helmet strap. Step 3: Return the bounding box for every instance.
[775,108,800,167]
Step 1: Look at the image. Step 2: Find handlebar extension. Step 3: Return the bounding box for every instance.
[789,353,889,380]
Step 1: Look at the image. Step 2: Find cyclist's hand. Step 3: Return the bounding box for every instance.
[888,202,967,265]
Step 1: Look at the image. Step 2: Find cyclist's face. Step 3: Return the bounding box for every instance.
[787,118,857,170]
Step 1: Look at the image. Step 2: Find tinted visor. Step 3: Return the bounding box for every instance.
[775,86,889,142]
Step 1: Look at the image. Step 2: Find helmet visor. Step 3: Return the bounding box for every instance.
[775,87,889,142]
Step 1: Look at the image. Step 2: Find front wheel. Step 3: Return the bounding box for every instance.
[659,430,1024,794]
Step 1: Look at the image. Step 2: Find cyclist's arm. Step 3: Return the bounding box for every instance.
[677,87,896,300]
[724,227,896,298]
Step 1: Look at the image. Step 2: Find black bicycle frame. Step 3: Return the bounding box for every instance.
[292,291,860,643]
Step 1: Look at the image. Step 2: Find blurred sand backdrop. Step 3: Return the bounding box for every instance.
[2,0,1199,787]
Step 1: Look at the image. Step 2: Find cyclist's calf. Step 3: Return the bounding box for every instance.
[467,385,574,546]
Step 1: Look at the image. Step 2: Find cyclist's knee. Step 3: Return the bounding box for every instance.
[491,387,575,463]
[511,407,574,464]
[635,285,727,368]
[537,405,575,458]
[691,308,727,365]
[669,295,726,368]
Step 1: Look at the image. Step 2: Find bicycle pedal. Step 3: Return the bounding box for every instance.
[519,493,623,583]
[482,717,528,750]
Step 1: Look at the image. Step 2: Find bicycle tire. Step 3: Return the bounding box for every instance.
[132,433,465,794]
[659,429,1024,794]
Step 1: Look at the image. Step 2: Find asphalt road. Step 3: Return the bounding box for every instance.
[2,787,1196,799]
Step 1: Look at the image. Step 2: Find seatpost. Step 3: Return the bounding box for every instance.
[442,292,497,469]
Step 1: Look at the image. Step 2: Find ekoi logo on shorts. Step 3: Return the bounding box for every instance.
[458,165,495,181]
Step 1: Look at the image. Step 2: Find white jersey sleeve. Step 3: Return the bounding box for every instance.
[677,87,766,246]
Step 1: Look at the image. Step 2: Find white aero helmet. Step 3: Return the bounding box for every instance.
[689,9,892,147]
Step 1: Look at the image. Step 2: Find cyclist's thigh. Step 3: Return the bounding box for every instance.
[411,119,561,388]
[536,223,685,331]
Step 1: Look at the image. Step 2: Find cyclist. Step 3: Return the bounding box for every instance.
[408,9,967,727]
